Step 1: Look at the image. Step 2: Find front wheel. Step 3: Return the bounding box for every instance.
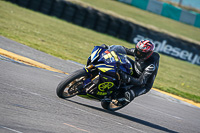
[56,69,87,99]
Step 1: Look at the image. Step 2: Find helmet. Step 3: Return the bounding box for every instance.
[134,40,155,61]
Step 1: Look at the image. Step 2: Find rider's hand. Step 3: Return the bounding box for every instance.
[119,71,131,83]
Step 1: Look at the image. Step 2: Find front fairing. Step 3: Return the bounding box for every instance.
[90,46,106,63]
[87,46,132,75]
[96,52,132,75]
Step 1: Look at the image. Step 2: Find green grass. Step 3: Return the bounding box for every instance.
[0,1,200,103]
[77,0,200,43]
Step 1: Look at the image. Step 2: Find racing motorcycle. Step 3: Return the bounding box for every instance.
[56,46,135,111]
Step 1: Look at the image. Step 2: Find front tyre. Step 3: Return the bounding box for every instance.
[56,69,87,99]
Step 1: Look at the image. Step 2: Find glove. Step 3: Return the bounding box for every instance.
[119,71,131,83]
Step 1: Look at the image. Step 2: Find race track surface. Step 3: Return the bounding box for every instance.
[0,36,200,133]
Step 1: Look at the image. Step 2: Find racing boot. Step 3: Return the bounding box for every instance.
[118,89,135,104]
[118,71,138,104]
[120,71,149,97]
[125,89,135,102]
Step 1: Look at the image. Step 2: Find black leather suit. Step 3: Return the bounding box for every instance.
[108,45,160,97]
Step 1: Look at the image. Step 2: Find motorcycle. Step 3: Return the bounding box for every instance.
[56,46,135,111]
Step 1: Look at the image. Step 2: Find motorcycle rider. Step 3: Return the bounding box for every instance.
[101,40,160,102]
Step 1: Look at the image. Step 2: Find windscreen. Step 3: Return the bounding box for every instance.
[108,45,127,55]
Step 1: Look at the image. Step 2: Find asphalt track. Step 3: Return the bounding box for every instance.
[0,36,200,133]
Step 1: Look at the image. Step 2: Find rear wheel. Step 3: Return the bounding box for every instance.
[101,100,129,111]
[56,69,87,98]
[101,89,135,111]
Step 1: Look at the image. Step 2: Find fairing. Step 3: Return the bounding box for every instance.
[81,46,133,100]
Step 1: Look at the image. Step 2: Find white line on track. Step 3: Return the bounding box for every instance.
[0,125,23,133]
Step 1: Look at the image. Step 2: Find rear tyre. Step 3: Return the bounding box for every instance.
[101,89,135,111]
[56,69,87,99]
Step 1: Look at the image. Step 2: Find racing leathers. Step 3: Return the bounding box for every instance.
[106,45,160,98]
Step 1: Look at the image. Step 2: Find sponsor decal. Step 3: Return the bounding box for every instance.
[133,35,200,65]
[98,82,114,91]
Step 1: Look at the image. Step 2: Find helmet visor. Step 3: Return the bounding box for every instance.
[134,49,148,59]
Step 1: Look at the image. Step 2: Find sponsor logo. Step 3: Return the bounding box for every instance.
[98,82,114,91]
[133,35,200,65]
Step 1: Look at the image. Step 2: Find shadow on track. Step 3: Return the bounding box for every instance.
[66,99,178,133]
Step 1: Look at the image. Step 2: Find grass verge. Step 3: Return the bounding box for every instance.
[0,1,200,103]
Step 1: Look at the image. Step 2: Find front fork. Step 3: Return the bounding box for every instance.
[83,65,94,78]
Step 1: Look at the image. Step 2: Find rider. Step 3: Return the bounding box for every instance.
[102,40,160,102]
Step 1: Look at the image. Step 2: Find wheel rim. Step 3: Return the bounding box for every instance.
[62,77,85,98]
[108,99,128,110]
